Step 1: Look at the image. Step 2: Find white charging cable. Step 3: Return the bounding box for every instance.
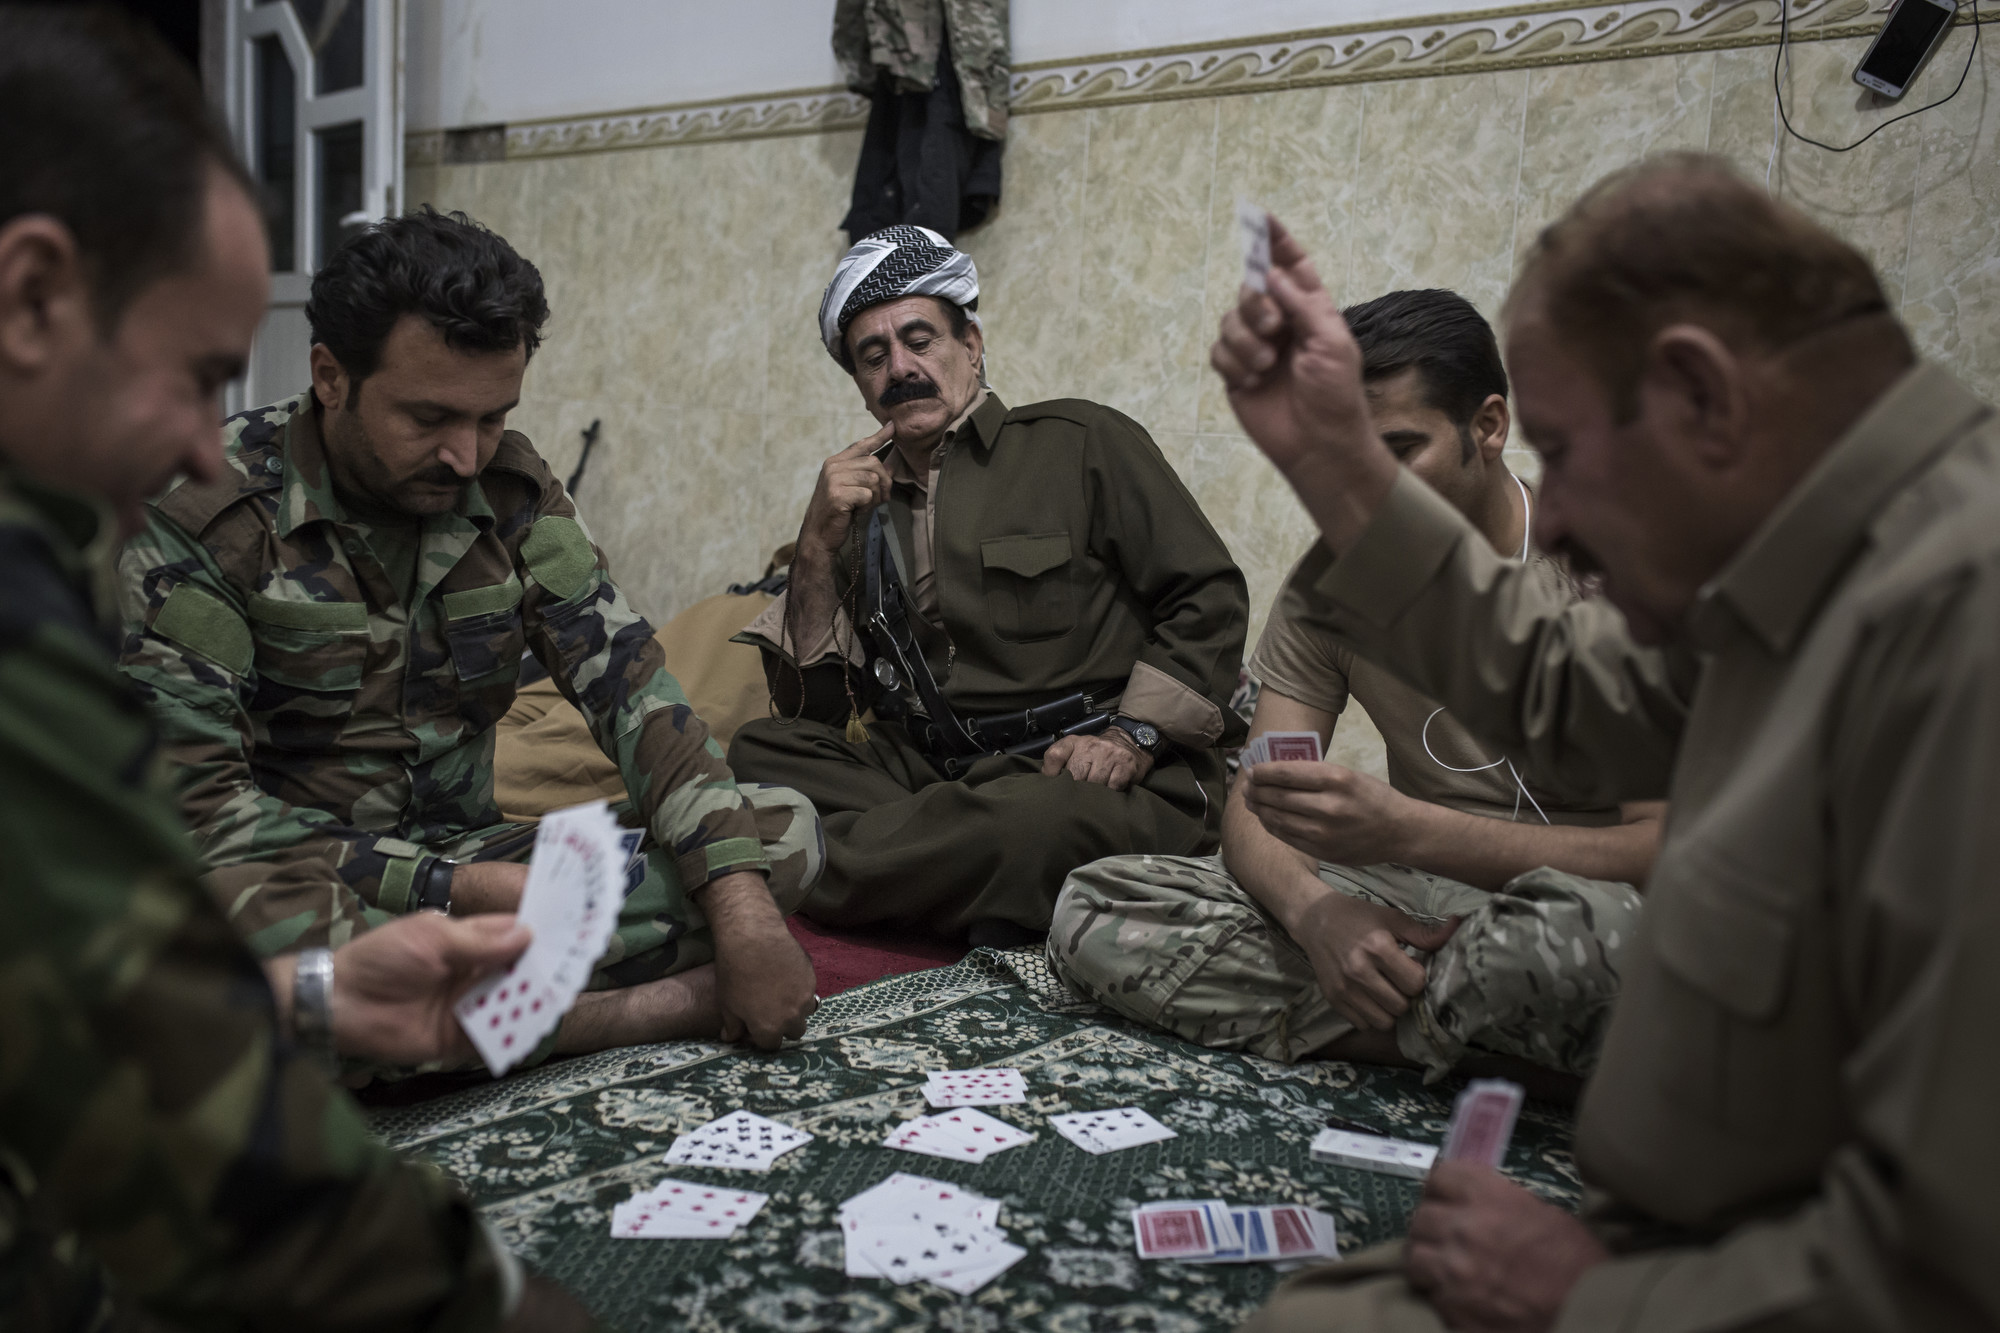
[1419,473,1550,824]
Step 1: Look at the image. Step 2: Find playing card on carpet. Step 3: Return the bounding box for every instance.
[454,800,626,1075]
[1132,1200,1226,1260]
[1440,1078,1524,1168]
[1237,198,1271,292]
[664,1109,813,1171]
[923,1067,1026,1107]
[1049,1106,1177,1155]
[1310,1126,1438,1179]
[839,1174,1023,1294]
[609,1178,768,1239]
[884,1108,1034,1162]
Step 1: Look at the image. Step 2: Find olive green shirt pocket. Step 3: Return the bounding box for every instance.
[980,531,1076,642]
[442,578,527,732]
[247,592,369,693]
[1651,851,1801,1142]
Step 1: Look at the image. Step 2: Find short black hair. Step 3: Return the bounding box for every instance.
[1342,289,1508,459]
[306,206,550,386]
[0,5,253,326]
[836,295,970,374]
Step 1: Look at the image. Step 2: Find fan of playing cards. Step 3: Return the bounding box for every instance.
[453,800,628,1075]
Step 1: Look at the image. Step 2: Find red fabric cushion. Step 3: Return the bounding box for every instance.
[787,917,967,997]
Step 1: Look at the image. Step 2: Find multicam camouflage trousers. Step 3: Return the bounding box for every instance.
[1046,853,1642,1080]
[219,783,823,990]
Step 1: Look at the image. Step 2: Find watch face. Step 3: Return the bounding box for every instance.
[1133,723,1160,749]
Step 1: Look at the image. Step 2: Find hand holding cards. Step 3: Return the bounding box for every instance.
[1237,199,1272,293]
[453,800,626,1075]
[1440,1078,1524,1168]
[1242,730,1324,767]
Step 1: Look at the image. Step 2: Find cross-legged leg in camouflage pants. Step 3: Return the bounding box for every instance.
[1046,852,1641,1080]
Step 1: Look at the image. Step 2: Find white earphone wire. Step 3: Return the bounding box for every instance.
[1417,473,1549,823]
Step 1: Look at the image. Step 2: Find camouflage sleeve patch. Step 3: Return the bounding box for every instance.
[521,516,596,601]
[150,581,253,675]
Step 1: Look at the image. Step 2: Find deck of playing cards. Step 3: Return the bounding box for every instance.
[1049,1106,1177,1155]
[453,800,627,1075]
[884,1107,1034,1163]
[1237,198,1271,292]
[1440,1079,1524,1168]
[1134,1198,1337,1263]
[663,1110,812,1171]
[1310,1127,1439,1180]
[923,1067,1026,1107]
[1192,1204,1339,1264]
[840,1173,1025,1294]
[610,1178,768,1239]
[1242,730,1324,767]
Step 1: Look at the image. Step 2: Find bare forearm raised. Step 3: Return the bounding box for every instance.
[1399,800,1666,892]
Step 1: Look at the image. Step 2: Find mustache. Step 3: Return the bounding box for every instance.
[880,376,941,407]
[411,464,468,488]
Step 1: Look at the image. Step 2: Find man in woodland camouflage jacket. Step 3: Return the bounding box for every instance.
[119,209,822,1055]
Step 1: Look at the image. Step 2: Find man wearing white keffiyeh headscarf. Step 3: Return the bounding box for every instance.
[730,226,1249,944]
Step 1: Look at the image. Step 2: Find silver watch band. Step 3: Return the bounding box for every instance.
[292,946,339,1073]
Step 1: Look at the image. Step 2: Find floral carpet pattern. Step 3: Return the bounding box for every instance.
[371,950,1581,1332]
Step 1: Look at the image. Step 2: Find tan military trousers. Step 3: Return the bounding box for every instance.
[1047,852,1641,1078]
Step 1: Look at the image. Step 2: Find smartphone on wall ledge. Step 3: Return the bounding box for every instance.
[1852,0,1960,99]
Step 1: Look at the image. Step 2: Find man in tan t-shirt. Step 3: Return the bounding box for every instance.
[1049,289,1672,1082]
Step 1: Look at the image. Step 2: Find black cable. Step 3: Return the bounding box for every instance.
[1774,0,1981,152]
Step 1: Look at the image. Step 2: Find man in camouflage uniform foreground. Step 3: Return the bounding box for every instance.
[1051,290,1674,1084]
[0,10,596,1327]
[119,210,821,1055]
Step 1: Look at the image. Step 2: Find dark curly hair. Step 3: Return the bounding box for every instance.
[306,206,549,390]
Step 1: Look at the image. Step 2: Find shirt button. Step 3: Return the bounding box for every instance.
[344,538,363,553]
[266,456,284,475]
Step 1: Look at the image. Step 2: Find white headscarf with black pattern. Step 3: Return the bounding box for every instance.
[818,225,981,365]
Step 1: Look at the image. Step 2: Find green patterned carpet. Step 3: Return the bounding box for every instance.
[371,950,1582,1332]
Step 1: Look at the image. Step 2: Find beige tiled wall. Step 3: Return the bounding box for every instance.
[408,27,1995,779]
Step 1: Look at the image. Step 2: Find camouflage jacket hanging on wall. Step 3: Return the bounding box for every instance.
[834,0,1010,140]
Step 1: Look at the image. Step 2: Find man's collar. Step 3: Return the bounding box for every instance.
[1691,362,1988,656]
[273,399,495,538]
[964,389,1007,452]
[273,402,345,538]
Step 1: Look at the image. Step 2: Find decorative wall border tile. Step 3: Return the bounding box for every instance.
[408,0,1987,164]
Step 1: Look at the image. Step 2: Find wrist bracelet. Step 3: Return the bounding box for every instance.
[292,946,339,1074]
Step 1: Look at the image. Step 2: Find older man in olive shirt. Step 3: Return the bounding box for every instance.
[1218,156,2000,1332]
[731,226,1248,941]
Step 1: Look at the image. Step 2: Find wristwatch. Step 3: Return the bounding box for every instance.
[291,946,339,1074]
[414,855,458,914]
[1107,715,1167,756]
